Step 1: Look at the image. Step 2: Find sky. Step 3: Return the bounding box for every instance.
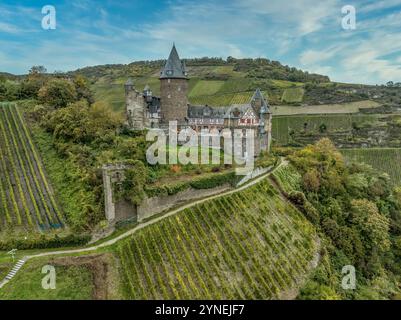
[1,0,401,84]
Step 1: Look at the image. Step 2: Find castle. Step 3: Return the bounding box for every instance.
[125,44,272,156]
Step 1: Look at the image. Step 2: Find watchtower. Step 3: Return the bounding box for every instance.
[159,44,189,123]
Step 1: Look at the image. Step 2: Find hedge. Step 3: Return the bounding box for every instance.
[144,171,240,198]
[0,234,91,251]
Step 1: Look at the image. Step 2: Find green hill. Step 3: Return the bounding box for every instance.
[67,57,337,112]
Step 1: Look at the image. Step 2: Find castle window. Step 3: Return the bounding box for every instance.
[168,94,171,99]
[178,86,181,92]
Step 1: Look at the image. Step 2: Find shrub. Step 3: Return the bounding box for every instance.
[0,234,91,250]
[38,79,77,108]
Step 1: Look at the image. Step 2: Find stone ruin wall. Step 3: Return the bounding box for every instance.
[102,164,273,225]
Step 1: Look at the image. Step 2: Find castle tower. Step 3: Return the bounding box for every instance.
[160,44,189,123]
[125,78,146,130]
[251,88,265,114]
[251,89,272,153]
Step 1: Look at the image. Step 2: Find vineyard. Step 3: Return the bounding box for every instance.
[342,148,401,186]
[281,88,305,103]
[272,114,379,145]
[0,102,63,232]
[190,91,268,106]
[271,165,302,194]
[117,179,317,299]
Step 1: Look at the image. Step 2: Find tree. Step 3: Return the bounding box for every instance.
[73,75,94,105]
[19,79,42,99]
[303,168,320,192]
[38,79,77,108]
[29,65,47,76]
[319,123,327,133]
[120,160,147,205]
[351,199,391,253]
[386,81,394,87]
[43,100,121,143]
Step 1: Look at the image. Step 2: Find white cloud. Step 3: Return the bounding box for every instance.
[1,0,401,84]
[336,32,401,83]
[235,0,340,35]
[360,0,401,13]
[300,49,338,66]
[0,22,21,34]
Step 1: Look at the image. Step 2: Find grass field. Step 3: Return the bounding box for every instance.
[0,259,93,300]
[342,148,401,186]
[117,179,317,300]
[0,103,64,233]
[272,114,379,145]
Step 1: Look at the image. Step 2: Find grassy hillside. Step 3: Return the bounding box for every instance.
[342,148,401,186]
[76,57,382,113]
[117,178,318,300]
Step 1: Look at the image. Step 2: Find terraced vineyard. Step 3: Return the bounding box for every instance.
[272,114,379,145]
[342,148,401,186]
[0,103,63,232]
[117,179,317,299]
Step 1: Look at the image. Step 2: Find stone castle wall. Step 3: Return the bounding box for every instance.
[126,89,146,130]
[137,184,231,221]
[103,163,273,225]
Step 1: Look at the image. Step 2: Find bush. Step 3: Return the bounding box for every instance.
[190,171,238,189]
[0,234,91,250]
[38,79,77,108]
[144,171,239,198]
[288,191,319,224]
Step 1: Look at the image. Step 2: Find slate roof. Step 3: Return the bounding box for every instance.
[188,105,227,118]
[160,44,188,79]
[251,88,271,114]
[188,104,259,119]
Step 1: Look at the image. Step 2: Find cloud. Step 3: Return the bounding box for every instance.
[235,0,340,35]
[0,0,400,84]
[360,0,401,13]
[334,31,401,83]
[300,49,338,66]
[0,22,21,34]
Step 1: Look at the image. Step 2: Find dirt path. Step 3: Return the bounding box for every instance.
[1,159,288,289]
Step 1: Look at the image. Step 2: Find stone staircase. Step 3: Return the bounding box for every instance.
[0,258,27,288]
[5,258,26,280]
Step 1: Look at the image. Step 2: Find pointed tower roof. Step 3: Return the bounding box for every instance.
[251,88,271,114]
[144,84,150,91]
[251,88,264,102]
[125,78,133,86]
[160,44,188,79]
